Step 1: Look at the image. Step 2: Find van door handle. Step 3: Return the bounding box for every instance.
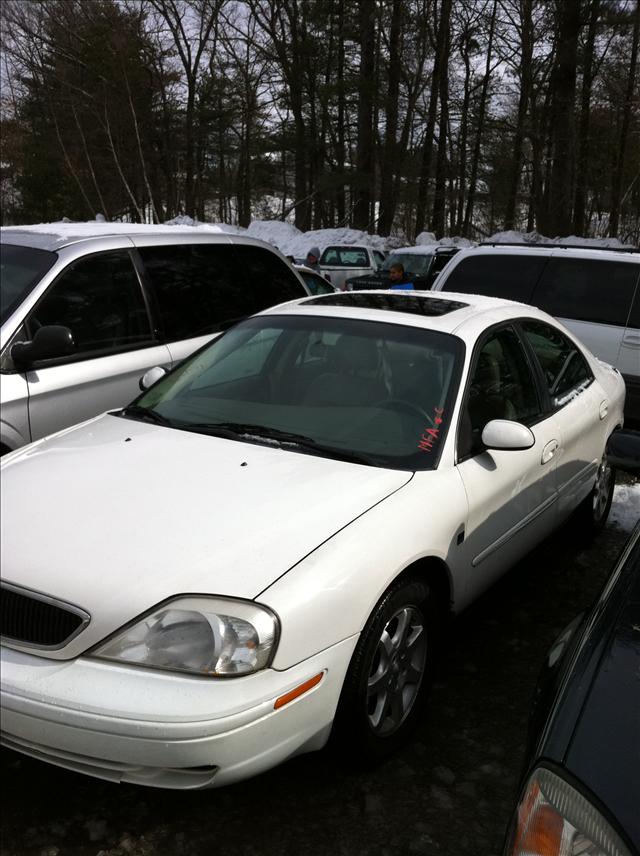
[621,332,640,349]
[541,440,559,464]
[599,400,609,420]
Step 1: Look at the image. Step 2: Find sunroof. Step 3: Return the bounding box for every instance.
[304,292,468,316]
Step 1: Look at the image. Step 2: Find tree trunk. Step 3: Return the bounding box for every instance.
[353,0,375,230]
[504,0,533,231]
[463,0,497,237]
[431,0,452,236]
[609,0,640,236]
[573,0,600,235]
[544,0,581,237]
[377,0,402,236]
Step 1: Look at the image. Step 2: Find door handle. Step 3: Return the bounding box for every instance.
[541,440,559,464]
[621,332,640,349]
[599,400,609,420]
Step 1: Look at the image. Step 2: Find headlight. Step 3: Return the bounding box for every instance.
[91,596,278,677]
[507,767,632,856]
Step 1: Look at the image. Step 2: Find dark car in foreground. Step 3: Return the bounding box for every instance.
[504,517,640,855]
[346,246,459,291]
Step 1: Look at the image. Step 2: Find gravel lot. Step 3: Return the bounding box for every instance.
[1,478,637,856]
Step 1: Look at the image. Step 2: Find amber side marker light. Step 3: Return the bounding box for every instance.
[274,673,324,710]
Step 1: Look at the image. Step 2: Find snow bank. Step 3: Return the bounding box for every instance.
[486,230,635,248]
[609,484,640,535]
[246,221,398,258]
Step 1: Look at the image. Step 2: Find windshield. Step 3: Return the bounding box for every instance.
[130,315,463,470]
[382,253,434,276]
[0,243,57,324]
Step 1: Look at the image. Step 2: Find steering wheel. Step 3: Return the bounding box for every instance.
[374,398,434,426]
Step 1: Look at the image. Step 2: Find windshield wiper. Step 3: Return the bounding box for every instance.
[116,405,175,427]
[183,422,375,465]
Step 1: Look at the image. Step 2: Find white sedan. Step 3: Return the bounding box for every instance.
[0,290,625,790]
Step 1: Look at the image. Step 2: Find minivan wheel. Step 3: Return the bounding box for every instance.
[578,453,615,535]
[332,576,439,762]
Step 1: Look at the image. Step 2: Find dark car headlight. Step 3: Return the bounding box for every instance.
[506,767,632,856]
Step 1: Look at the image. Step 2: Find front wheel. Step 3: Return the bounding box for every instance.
[577,452,615,535]
[332,576,440,762]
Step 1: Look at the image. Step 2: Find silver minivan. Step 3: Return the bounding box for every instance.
[0,225,308,453]
[432,244,640,425]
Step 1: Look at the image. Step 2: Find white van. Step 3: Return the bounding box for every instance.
[432,244,640,425]
[0,225,308,453]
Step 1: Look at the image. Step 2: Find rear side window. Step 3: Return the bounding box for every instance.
[534,258,638,327]
[139,244,303,342]
[628,288,640,329]
[521,320,593,408]
[442,255,547,302]
[28,250,153,355]
[239,245,306,307]
[139,245,250,341]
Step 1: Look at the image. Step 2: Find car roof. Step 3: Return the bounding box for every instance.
[390,245,458,256]
[452,243,640,261]
[0,222,241,253]
[258,289,553,337]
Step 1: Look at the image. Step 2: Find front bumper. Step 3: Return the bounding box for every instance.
[0,636,358,789]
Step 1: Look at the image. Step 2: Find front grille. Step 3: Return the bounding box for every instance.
[1,586,88,647]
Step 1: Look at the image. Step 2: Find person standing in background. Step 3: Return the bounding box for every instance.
[305,246,322,272]
[388,262,414,290]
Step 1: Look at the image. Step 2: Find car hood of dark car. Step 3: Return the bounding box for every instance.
[546,529,640,848]
[348,272,427,290]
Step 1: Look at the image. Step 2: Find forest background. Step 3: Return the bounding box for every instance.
[1,0,638,244]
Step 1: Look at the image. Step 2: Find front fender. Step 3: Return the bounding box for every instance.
[261,469,467,670]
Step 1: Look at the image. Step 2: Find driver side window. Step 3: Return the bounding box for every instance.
[458,327,541,460]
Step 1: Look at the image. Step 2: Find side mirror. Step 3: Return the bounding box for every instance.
[11,325,75,367]
[139,365,168,391]
[482,419,535,451]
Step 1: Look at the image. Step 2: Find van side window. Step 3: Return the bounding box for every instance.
[239,246,307,308]
[138,245,252,341]
[534,258,637,327]
[521,321,593,409]
[458,326,541,459]
[28,251,152,355]
[442,255,546,303]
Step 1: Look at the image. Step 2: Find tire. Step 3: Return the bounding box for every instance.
[577,451,615,535]
[332,575,440,763]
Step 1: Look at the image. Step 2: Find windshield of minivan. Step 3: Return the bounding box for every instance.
[0,244,57,324]
[129,315,463,470]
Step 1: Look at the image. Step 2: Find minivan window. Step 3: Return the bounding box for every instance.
[139,244,252,341]
[27,250,153,355]
[521,320,593,408]
[628,288,640,329]
[443,255,547,302]
[534,258,638,327]
[0,244,57,324]
[239,245,307,307]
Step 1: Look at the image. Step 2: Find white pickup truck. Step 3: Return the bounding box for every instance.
[319,245,386,291]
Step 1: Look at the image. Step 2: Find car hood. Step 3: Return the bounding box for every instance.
[563,537,640,849]
[348,272,428,289]
[1,414,412,658]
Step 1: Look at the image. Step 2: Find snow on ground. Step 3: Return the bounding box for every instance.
[609,483,640,534]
